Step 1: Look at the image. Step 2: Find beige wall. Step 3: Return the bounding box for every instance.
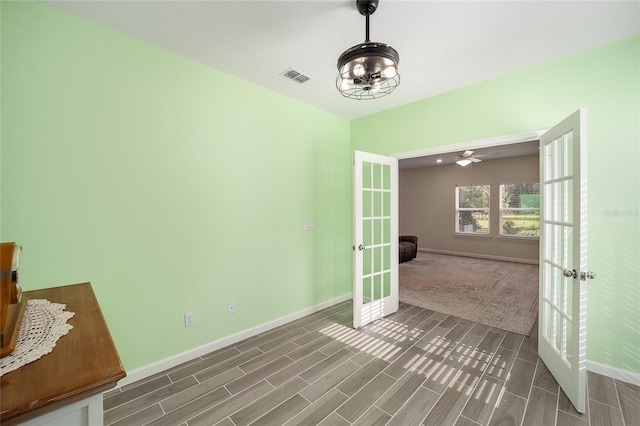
[399,154,539,263]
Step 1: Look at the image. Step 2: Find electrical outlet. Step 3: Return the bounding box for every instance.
[227,301,236,314]
[184,312,195,327]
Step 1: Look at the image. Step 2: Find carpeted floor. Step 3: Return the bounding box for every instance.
[399,251,539,336]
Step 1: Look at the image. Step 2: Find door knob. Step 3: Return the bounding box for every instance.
[563,269,577,279]
[358,244,365,251]
[580,271,596,281]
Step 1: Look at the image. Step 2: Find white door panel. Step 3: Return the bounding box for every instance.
[353,151,398,328]
[539,108,591,413]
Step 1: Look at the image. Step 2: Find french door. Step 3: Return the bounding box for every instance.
[353,151,399,329]
[539,108,594,413]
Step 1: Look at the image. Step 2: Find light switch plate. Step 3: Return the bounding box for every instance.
[184,312,195,327]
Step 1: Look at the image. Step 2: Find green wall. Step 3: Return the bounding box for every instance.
[2,1,638,377]
[352,36,640,374]
[1,2,352,370]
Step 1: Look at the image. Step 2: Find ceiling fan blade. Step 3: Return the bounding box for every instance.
[470,157,482,163]
[462,150,474,158]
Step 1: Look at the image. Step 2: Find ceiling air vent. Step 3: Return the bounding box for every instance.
[280,68,310,84]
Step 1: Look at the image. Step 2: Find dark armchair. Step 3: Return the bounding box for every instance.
[399,235,418,263]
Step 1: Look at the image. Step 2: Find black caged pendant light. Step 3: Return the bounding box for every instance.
[336,0,400,100]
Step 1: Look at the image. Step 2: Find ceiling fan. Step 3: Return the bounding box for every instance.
[456,150,482,167]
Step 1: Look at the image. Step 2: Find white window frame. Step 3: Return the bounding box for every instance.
[455,184,490,235]
[499,182,540,239]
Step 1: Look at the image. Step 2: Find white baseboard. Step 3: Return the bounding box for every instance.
[419,247,539,265]
[588,360,640,386]
[116,293,352,388]
[115,291,640,391]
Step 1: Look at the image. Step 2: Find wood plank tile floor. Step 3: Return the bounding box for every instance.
[104,301,639,426]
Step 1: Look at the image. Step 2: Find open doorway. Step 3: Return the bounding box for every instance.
[392,131,545,335]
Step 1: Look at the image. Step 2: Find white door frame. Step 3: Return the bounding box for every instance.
[391,126,589,413]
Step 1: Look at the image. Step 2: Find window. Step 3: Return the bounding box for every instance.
[500,183,540,237]
[455,185,490,234]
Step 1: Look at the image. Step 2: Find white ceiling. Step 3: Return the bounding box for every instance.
[398,139,540,169]
[45,1,640,121]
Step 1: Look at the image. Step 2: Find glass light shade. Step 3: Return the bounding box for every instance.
[336,43,400,100]
[381,66,397,79]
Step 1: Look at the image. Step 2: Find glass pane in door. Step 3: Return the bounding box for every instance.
[363,162,371,188]
[363,277,371,304]
[373,274,382,301]
[383,271,391,298]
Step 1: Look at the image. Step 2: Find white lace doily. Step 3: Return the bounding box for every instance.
[1,299,75,376]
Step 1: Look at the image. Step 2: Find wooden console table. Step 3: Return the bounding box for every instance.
[0,283,125,425]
